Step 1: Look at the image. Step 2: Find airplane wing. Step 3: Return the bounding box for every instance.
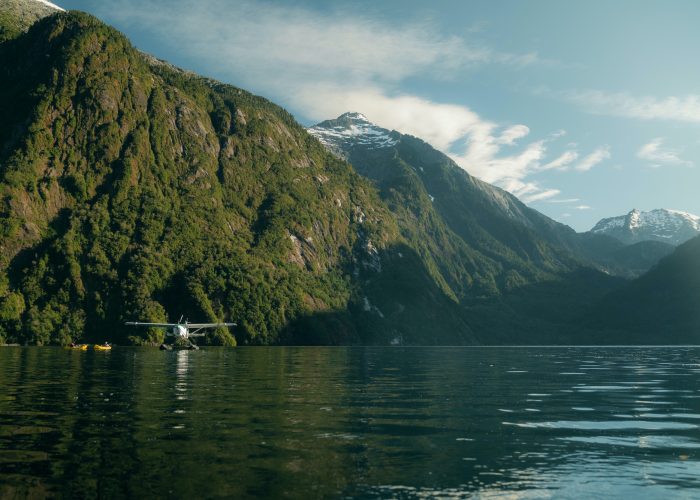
[186,323,237,328]
[125,322,177,328]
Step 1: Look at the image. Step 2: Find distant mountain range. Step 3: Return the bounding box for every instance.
[590,208,700,246]
[0,0,697,345]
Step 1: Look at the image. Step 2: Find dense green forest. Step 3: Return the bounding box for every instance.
[0,8,476,345]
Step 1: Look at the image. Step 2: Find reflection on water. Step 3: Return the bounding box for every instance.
[175,350,190,401]
[0,347,699,498]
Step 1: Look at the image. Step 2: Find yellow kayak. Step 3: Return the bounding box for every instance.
[94,344,112,351]
[68,344,88,350]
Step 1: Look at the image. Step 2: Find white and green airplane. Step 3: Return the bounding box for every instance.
[125,316,236,339]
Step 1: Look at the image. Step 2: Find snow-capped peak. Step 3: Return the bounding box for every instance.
[307,112,398,156]
[34,0,65,11]
[591,208,700,245]
[339,112,369,122]
[665,208,700,222]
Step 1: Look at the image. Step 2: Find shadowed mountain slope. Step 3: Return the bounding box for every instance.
[588,236,700,343]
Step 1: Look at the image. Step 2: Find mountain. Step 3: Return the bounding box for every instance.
[0,4,683,347]
[310,113,577,245]
[310,113,682,281]
[590,208,700,246]
[308,113,642,343]
[309,112,590,300]
[573,234,675,279]
[589,235,700,343]
[0,6,477,346]
[308,112,398,158]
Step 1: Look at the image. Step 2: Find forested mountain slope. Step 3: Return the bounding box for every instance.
[0,8,474,345]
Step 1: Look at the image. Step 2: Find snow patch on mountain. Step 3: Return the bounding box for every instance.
[308,112,398,156]
[591,208,700,245]
[34,0,65,11]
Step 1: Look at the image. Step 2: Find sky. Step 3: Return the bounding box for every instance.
[50,0,700,231]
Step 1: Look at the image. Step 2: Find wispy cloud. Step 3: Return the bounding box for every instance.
[539,150,579,171]
[564,90,700,122]
[547,198,580,204]
[540,199,591,211]
[574,146,611,172]
[497,124,531,145]
[520,188,562,203]
[102,0,542,91]
[637,138,692,167]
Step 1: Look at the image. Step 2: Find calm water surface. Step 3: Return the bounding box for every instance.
[1,347,700,498]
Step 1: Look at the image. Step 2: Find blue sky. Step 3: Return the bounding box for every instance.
[51,0,700,231]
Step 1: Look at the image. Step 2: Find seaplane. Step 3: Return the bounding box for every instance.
[125,316,236,349]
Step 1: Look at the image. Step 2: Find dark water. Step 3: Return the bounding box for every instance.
[1,347,700,499]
